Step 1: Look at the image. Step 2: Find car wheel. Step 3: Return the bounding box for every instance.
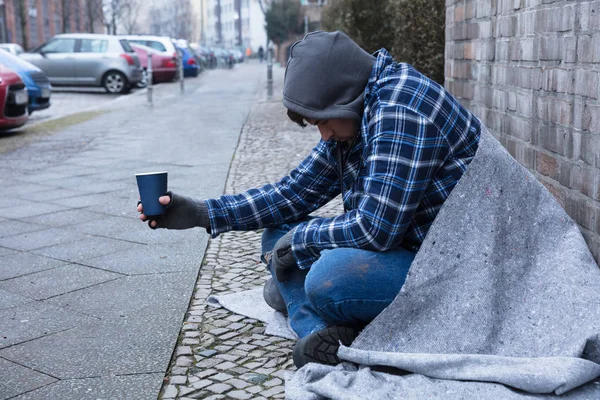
[103,71,129,94]
[137,69,148,88]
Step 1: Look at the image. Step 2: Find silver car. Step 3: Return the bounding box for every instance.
[20,34,142,94]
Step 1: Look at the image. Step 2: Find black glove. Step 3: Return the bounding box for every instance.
[145,191,210,230]
[272,231,297,282]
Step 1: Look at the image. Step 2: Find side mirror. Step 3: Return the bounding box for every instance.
[39,50,47,57]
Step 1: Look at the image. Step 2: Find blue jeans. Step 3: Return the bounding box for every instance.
[261,219,416,339]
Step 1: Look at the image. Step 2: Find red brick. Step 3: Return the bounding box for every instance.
[536,151,558,179]
[455,5,465,22]
[464,43,475,59]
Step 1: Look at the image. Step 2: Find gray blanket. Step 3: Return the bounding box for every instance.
[287,129,600,399]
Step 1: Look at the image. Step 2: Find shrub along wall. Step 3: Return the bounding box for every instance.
[321,0,446,84]
[445,0,600,262]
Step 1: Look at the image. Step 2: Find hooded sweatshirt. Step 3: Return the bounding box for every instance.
[283,31,376,121]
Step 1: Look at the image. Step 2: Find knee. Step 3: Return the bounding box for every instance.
[304,250,344,308]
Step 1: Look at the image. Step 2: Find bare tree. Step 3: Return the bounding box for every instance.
[15,0,28,49]
[103,0,136,35]
[120,0,142,34]
[257,0,274,15]
[162,0,192,40]
[61,0,73,33]
[84,0,104,33]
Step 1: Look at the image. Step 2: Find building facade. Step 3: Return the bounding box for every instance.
[204,0,266,52]
[2,0,104,50]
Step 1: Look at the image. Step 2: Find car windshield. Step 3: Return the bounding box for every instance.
[119,39,135,53]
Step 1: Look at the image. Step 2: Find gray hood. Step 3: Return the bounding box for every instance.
[283,31,376,121]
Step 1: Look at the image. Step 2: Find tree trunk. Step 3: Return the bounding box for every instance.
[86,0,95,33]
[17,0,28,49]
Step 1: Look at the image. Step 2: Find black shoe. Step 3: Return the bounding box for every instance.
[292,325,360,368]
[263,277,288,316]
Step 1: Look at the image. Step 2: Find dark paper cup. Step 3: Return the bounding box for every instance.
[136,171,168,217]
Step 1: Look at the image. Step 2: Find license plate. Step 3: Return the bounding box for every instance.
[14,90,28,105]
[41,87,50,98]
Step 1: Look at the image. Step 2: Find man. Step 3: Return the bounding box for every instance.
[258,45,264,63]
[137,31,481,368]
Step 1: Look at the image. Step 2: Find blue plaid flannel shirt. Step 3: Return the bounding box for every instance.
[206,49,482,269]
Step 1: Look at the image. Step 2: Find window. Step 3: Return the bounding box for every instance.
[41,38,76,53]
[119,39,135,53]
[146,40,167,52]
[79,39,108,53]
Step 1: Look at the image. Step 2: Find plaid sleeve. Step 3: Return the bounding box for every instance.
[291,105,451,269]
[205,140,340,236]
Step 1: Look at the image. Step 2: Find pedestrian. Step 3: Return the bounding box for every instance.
[137,31,481,369]
[258,45,264,63]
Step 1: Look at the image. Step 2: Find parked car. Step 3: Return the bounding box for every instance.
[123,35,178,59]
[195,46,216,69]
[20,33,142,94]
[212,48,234,69]
[0,64,29,131]
[230,48,245,63]
[0,49,51,113]
[130,43,177,87]
[175,45,200,78]
[0,43,25,56]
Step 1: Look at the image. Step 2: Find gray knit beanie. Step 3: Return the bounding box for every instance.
[283,31,376,121]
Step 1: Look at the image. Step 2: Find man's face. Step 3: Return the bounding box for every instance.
[306,118,359,143]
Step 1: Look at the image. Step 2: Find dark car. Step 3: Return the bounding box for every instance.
[0,49,51,113]
[0,64,29,130]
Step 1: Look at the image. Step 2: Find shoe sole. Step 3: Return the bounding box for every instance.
[293,326,359,366]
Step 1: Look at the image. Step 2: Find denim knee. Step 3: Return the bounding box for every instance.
[261,226,287,254]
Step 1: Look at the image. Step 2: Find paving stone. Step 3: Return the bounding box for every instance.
[169,375,187,385]
[178,386,197,397]
[228,390,253,399]
[225,378,251,389]
[211,372,234,381]
[194,368,218,379]
[246,385,263,394]
[198,349,218,357]
[196,358,222,368]
[215,361,237,370]
[240,372,268,384]
[203,395,226,400]
[191,379,213,389]
[162,384,178,398]
[264,378,283,387]
[206,382,232,394]
[261,386,285,397]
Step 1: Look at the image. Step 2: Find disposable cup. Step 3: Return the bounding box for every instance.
[136,171,168,217]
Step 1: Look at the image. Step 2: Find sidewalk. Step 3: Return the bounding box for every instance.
[160,68,343,399]
[0,64,263,399]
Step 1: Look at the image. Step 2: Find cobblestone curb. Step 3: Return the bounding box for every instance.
[159,85,342,398]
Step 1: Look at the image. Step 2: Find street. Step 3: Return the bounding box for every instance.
[0,62,271,399]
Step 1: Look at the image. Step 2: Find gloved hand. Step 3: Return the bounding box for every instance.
[138,191,210,230]
[272,230,297,282]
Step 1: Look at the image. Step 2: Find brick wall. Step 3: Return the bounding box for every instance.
[445,0,600,263]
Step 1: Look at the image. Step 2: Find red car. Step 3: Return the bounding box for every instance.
[131,43,178,87]
[0,64,28,131]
